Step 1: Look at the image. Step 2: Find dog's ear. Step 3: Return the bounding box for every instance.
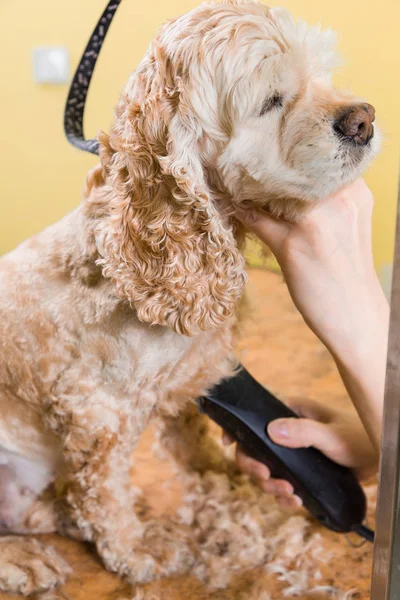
[97,46,246,336]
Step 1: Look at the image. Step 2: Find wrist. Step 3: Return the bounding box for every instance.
[316,277,389,366]
[327,283,388,451]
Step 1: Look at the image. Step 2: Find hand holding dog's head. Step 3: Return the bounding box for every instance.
[97,1,379,336]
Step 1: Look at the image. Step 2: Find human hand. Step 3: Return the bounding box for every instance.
[236,179,387,361]
[224,398,378,510]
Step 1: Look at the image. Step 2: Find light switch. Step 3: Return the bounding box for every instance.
[32,46,70,84]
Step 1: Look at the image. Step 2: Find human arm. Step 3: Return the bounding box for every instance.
[230,179,388,506]
[236,178,388,452]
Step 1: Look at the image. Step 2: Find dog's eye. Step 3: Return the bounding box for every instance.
[260,93,284,116]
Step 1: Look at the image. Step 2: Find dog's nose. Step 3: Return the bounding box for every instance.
[334,103,375,145]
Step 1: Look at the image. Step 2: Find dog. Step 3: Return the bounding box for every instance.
[0,1,378,594]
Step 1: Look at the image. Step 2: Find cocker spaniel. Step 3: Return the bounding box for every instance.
[0,1,378,595]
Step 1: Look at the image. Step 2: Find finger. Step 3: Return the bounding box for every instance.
[286,397,336,423]
[277,495,303,511]
[222,431,234,446]
[316,178,373,219]
[356,463,379,482]
[344,178,374,209]
[235,208,289,254]
[267,417,333,451]
[235,448,271,481]
[260,478,294,497]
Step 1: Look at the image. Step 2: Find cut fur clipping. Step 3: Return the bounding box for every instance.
[178,472,331,591]
[149,418,374,598]
[129,592,161,600]
[124,470,373,598]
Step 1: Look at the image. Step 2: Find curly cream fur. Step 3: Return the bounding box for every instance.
[96,49,247,336]
[0,1,378,595]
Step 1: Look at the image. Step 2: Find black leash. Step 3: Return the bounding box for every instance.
[64,0,122,155]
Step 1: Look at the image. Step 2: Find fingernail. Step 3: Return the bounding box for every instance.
[268,420,289,439]
[257,465,271,481]
[293,495,303,508]
[280,482,294,496]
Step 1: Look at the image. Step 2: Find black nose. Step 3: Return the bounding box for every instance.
[333,103,375,145]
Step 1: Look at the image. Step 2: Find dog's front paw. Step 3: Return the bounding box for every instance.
[97,535,158,584]
[98,518,195,584]
[0,536,71,596]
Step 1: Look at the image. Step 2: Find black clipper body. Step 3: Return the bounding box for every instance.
[199,366,367,534]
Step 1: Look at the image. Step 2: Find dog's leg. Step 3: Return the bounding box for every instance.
[155,401,233,475]
[0,537,71,597]
[45,395,195,585]
[0,448,71,596]
[155,403,283,589]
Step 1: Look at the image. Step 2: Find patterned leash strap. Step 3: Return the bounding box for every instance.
[63,0,122,155]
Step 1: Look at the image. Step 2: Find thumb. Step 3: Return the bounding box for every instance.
[235,208,289,254]
[267,418,333,453]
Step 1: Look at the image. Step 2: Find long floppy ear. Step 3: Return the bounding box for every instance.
[96,45,246,336]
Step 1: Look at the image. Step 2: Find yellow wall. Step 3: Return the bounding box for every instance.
[1,0,399,280]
